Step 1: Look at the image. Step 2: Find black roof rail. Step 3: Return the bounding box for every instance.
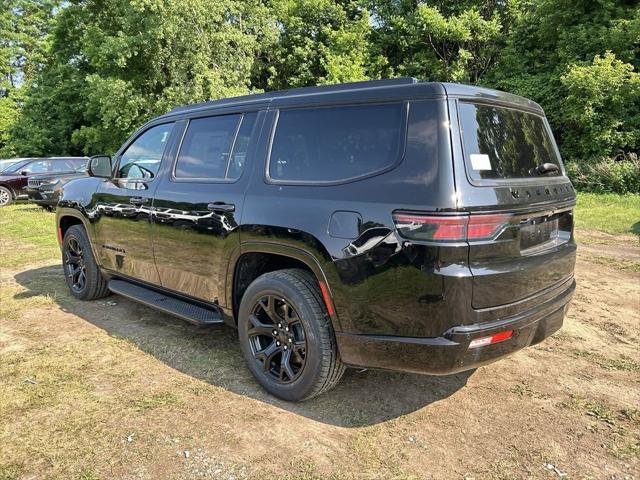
[166,77,420,116]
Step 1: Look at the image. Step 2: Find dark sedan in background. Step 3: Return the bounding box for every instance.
[26,163,89,210]
[0,157,88,207]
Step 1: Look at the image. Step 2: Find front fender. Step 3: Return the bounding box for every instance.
[56,176,104,263]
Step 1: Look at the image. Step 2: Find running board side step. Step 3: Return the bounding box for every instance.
[108,279,224,325]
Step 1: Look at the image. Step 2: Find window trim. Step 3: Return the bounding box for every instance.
[113,121,176,183]
[456,99,568,187]
[264,101,409,186]
[170,112,255,184]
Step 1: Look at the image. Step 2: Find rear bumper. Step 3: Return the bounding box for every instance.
[336,279,575,375]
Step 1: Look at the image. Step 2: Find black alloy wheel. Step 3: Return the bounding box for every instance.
[61,225,110,300]
[247,295,307,384]
[64,236,87,293]
[238,269,345,401]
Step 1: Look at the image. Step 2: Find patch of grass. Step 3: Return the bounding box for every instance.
[509,380,549,399]
[613,441,640,459]
[78,470,100,480]
[598,355,640,372]
[132,392,180,411]
[560,394,616,425]
[571,350,640,372]
[579,253,640,273]
[574,193,640,236]
[620,408,640,426]
[0,204,59,269]
[0,463,24,480]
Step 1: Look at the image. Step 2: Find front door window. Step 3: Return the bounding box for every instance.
[117,123,174,180]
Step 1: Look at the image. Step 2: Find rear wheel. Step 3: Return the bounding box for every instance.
[62,225,110,300]
[0,186,13,206]
[238,269,345,401]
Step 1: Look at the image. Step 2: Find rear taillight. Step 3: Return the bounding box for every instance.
[392,212,511,242]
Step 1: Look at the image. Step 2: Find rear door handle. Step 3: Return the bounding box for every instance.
[130,197,149,205]
[207,202,235,213]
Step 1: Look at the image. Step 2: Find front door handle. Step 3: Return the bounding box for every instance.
[207,202,235,213]
[130,197,149,205]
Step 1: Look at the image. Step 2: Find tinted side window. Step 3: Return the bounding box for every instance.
[174,115,235,179]
[227,113,257,180]
[268,103,404,183]
[118,123,174,180]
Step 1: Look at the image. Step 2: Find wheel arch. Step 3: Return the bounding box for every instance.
[0,182,16,198]
[57,208,102,268]
[228,242,341,331]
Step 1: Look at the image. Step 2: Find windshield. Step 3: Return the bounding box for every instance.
[74,162,89,173]
[459,102,563,181]
[1,159,31,174]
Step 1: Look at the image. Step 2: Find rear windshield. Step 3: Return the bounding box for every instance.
[459,102,562,180]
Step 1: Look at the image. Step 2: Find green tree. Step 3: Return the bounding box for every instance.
[11,0,277,155]
[0,0,60,156]
[488,0,640,160]
[561,52,640,159]
[366,0,519,81]
[404,5,503,82]
[255,0,372,90]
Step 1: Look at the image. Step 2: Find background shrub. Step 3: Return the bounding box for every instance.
[566,155,640,194]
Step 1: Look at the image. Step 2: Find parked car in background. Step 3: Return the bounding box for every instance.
[56,78,576,401]
[26,162,89,210]
[0,157,87,206]
[0,158,27,173]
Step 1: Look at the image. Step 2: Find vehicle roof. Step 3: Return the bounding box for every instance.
[18,156,88,162]
[158,78,543,120]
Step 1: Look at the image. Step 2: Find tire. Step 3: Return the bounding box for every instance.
[238,269,345,401]
[0,186,13,206]
[62,225,111,300]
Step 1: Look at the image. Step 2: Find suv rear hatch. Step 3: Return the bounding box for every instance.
[455,100,576,309]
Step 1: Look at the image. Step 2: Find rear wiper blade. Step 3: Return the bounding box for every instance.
[534,163,559,176]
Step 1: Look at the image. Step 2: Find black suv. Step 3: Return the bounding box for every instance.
[56,79,576,401]
[26,161,89,210]
[0,157,87,207]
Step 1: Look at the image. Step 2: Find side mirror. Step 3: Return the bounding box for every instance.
[20,170,29,176]
[88,155,112,178]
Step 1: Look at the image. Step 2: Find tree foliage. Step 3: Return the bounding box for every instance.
[2,0,639,192]
[0,0,60,156]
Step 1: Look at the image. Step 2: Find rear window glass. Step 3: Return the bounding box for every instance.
[268,103,404,183]
[459,102,562,180]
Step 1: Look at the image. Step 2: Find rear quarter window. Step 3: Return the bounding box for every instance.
[268,103,406,184]
[459,102,563,181]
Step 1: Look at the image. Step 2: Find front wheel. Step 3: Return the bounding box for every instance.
[0,186,13,206]
[62,225,111,300]
[238,269,345,401]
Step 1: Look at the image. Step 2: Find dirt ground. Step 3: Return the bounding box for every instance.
[1,231,639,479]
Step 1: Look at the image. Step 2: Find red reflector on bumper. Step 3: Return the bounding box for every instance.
[468,330,513,349]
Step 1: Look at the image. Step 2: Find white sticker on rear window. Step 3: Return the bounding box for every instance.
[470,154,492,171]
